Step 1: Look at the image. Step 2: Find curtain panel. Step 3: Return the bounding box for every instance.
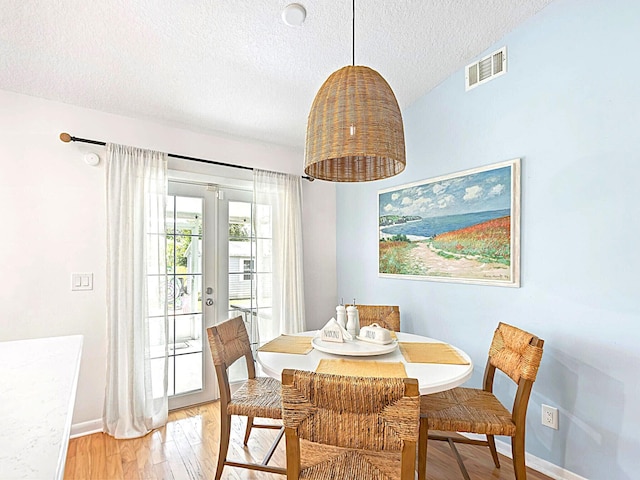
[104,143,168,439]
[253,170,305,341]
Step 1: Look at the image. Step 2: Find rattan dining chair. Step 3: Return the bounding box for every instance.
[206,316,285,479]
[281,369,420,480]
[418,322,544,480]
[355,304,401,332]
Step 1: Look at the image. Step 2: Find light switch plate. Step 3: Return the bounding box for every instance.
[71,273,93,291]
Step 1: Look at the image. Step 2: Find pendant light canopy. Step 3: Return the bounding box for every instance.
[304,2,405,182]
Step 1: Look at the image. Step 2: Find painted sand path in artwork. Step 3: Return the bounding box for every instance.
[408,242,510,281]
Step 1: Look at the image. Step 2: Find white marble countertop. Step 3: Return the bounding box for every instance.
[0,335,83,480]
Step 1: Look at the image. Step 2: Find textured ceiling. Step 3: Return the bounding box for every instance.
[0,0,555,148]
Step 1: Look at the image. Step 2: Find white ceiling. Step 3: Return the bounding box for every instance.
[0,0,555,149]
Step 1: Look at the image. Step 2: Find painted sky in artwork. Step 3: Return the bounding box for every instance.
[379,165,512,218]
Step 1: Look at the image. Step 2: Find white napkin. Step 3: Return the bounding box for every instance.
[318,317,353,343]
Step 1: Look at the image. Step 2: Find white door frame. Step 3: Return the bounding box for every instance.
[166,180,219,410]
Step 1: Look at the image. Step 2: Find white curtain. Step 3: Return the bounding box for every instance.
[104,143,168,439]
[253,170,305,342]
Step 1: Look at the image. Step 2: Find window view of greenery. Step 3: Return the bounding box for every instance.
[229,222,250,240]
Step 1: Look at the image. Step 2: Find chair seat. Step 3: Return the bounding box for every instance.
[228,376,283,419]
[298,439,403,480]
[420,387,516,436]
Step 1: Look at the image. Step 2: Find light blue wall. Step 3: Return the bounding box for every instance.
[336,0,639,478]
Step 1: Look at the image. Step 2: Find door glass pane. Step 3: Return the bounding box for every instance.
[174,352,203,395]
[225,198,275,383]
[228,201,254,319]
[227,200,256,383]
[166,195,204,397]
[253,202,275,343]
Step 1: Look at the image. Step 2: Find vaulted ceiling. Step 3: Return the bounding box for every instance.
[1,0,555,148]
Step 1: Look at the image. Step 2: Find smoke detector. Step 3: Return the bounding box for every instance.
[282,3,306,27]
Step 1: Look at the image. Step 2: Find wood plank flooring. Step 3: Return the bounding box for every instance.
[65,401,553,480]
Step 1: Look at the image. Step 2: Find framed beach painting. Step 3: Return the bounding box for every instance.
[378,158,520,287]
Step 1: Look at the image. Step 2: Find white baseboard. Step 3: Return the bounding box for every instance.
[461,434,589,480]
[70,419,103,438]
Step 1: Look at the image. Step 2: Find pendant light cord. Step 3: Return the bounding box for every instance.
[352,0,355,66]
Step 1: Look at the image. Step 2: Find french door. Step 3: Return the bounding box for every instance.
[164,180,264,408]
[214,187,266,383]
[165,181,218,409]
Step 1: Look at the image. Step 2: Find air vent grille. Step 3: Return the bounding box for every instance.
[466,47,507,91]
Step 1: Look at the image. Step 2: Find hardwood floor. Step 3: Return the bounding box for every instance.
[65,401,553,480]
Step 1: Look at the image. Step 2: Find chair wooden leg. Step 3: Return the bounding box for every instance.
[216,413,231,480]
[512,431,527,480]
[244,416,254,445]
[447,438,471,480]
[487,434,501,468]
[418,418,428,480]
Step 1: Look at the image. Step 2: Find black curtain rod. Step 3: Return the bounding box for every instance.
[59,133,314,181]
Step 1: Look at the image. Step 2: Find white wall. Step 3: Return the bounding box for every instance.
[336,0,639,478]
[0,90,336,428]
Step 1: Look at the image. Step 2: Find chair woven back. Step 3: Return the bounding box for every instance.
[355,305,401,332]
[418,323,544,480]
[206,316,285,479]
[487,322,544,385]
[207,315,252,371]
[282,370,419,451]
[207,316,257,405]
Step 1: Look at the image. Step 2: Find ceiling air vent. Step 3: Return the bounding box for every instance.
[466,47,507,91]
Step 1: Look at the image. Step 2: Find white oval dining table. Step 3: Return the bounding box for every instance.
[256,331,474,395]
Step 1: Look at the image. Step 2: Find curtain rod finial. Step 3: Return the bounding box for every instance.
[59,132,72,143]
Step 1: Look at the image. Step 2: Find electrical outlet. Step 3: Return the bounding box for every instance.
[541,404,559,429]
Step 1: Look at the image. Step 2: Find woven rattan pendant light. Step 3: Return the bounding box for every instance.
[304,0,405,182]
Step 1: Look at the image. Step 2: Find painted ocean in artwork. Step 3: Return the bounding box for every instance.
[380,209,510,239]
